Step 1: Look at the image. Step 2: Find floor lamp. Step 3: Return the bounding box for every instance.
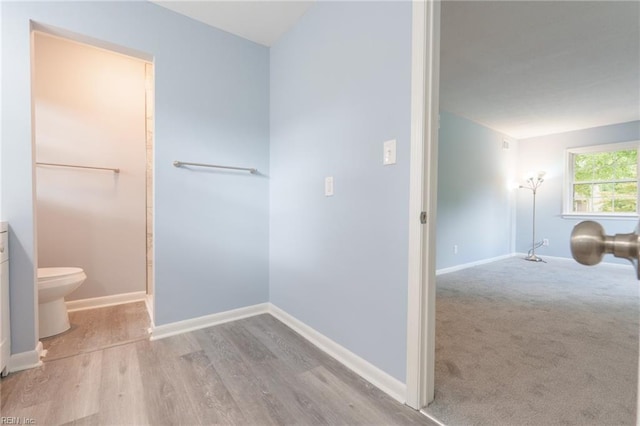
[520,171,546,262]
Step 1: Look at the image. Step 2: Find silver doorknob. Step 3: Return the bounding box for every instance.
[570,220,640,279]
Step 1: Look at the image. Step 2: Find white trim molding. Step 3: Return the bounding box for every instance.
[561,213,639,221]
[406,0,440,410]
[436,253,515,276]
[406,0,428,410]
[150,303,269,341]
[514,252,635,270]
[269,304,406,404]
[66,291,147,312]
[8,341,44,373]
[436,253,632,274]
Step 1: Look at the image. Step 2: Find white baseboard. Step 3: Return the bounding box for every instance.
[514,252,569,262]
[268,304,407,404]
[8,342,43,373]
[514,252,634,269]
[66,291,147,312]
[150,303,269,341]
[436,253,515,275]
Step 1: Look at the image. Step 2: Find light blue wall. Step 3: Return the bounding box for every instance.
[1,1,269,354]
[436,111,517,270]
[516,121,640,264]
[269,1,412,381]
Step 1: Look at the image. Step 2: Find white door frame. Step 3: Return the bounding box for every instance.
[406,0,440,409]
[29,23,156,336]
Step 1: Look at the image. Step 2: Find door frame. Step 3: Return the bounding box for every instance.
[29,23,156,337]
[406,0,440,409]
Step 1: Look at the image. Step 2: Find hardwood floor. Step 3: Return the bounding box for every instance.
[1,313,435,425]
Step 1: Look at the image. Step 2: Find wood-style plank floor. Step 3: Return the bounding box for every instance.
[41,301,150,361]
[1,312,435,425]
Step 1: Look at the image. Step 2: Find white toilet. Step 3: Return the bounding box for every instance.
[38,267,86,338]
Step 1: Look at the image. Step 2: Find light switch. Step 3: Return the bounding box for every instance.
[325,176,334,196]
[383,139,397,165]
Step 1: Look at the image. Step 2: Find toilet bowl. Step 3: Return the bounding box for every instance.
[38,267,86,338]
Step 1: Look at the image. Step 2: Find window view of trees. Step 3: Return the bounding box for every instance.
[572,149,638,213]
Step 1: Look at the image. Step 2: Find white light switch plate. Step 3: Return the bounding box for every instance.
[383,139,397,165]
[325,176,334,196]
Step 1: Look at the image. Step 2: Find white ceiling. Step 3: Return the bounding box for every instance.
[151,0,315,47]
[151,1,639,140]
[440,1,640,139]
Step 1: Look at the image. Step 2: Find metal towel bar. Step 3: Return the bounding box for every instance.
[36,162,120,173]
[173,161,257,174]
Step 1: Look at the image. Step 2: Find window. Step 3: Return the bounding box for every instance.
[565,141,639,216]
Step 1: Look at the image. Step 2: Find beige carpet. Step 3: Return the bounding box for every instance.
[426,256,638,425]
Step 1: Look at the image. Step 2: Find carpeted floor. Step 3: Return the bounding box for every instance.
[425,256,638,426]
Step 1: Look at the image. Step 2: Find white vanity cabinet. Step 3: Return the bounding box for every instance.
[0,223,9,376]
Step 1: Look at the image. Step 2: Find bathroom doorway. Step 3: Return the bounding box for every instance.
[31,30,154,356]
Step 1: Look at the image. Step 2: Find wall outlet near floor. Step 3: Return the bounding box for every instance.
[542,238,549,246]
[453,244,458,254]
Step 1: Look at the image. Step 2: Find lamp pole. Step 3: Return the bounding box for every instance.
[520,172,545,262]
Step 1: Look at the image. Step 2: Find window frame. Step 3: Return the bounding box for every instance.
[563,140,640,219]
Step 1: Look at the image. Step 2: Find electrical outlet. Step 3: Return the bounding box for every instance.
[542,238,549,246]
[454,245,458,254]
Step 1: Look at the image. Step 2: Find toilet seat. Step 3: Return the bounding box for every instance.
[37,267,86,306]
[38,267,85,287]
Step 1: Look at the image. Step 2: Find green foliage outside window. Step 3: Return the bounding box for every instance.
[572,149,638,213]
